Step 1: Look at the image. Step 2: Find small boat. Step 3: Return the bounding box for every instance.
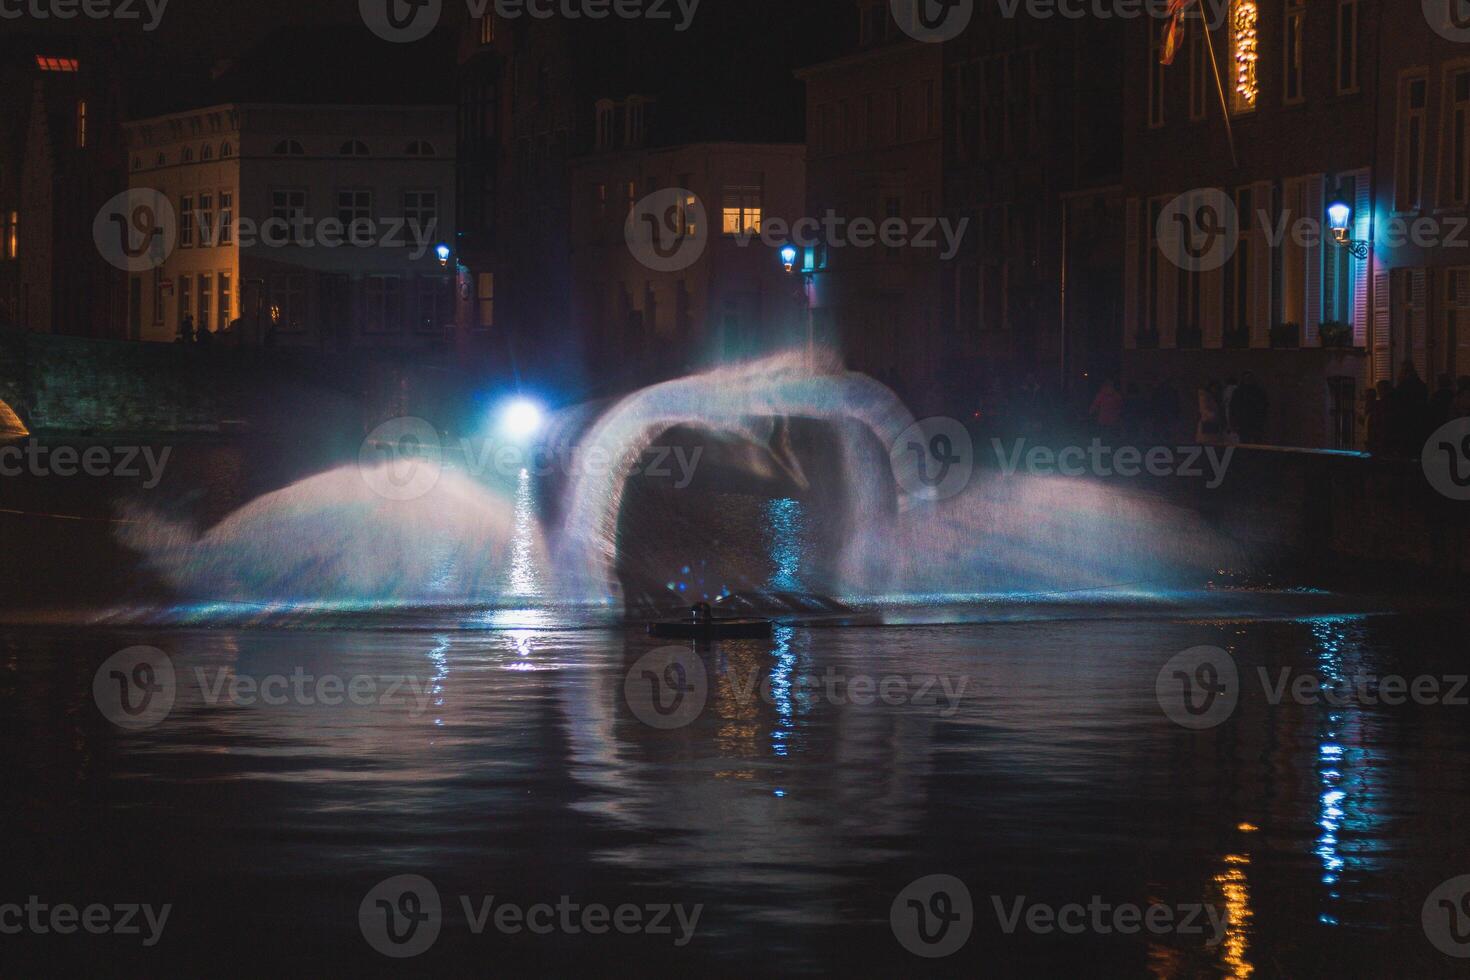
[648,603,773,640]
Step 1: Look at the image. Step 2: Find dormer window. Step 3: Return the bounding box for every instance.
[273,139,306,156]
[405,140,436,156]
[341,140,370,156]
[595,100,616,151]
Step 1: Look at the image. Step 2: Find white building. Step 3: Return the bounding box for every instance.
[124,103,455,347]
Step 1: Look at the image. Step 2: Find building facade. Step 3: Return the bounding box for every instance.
[798,11,944,401]
[124,103,456,348]
[570,141,807,388]
[1119,0,1382,448]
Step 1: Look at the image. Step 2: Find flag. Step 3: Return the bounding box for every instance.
[1159,0,1200,67]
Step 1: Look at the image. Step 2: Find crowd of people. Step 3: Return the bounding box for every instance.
[1087,373,1269,447]
[1362,363,1470,457]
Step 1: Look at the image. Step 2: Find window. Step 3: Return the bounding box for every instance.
[477,272,495,328]
[180,195,194,247]
[219,192,233,245]
[340,140,369,156]
[1149,20,1166,129]
[219,272,232,330]
[337,190,373,243]
[596,101,615,150]
[402,191,438,244]
[416,276,450,332]
[721,185,762,236]
[1224,187,1254,343]
[221,142,233,157]
[178,275,192,330]
[197,193,214,245]
[201,144,213,161]
[1230,0,1259,113]
[273,139,305,156]
[152,269,163,326]
[625,98,647,146]
[1284,0,1305,104]
[1398,76,1428,211]
[480,14,495,44]
[1337,0,1359,94]
[365,275,403,332]
[35,56,78,72]
[405,140,436,156]
[269,273,306,332]
[76,100,86,148]
[155,152,166,167]
[1188,29,1208,122]
[2,211,15,260]
[198,273,212,331]
[182,147,194,164]
[271,189,307,244]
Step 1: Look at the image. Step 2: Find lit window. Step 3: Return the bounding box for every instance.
[76,100,87,148]
[219,192,234,245]
[272,139,306,156]
[180,195,194,247]
[198,273,213,331]
[219,273,232,330]
[405,141,436,156]
[35,57,79,72]
[1231,0,1259,113]
[340,140,370,156]
[721,185,762,236]
[480,15,495,44]
[3,210,16,260]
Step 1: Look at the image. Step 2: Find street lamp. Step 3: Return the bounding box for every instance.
[779,244,815,367]
[1327,189,1369,260]
[435,243,451,268]
[780,244,798,274]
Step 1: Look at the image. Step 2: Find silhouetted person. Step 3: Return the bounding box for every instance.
[196,324,213,347]
[1431,373,1456,426]
[1232,372,1269,444]
[1390,361,1429,454]
[178,314,195,344]
[1363,387,1386,454]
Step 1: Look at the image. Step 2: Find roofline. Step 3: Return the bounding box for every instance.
[795,40,935,80]
[123,102,455,127]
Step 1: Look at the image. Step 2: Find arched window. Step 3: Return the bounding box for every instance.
[221,142,234,157]
[201,144,214,161]
[182,147,194,163]
[272,139,306,156]
[405,140,436,156]
[341,140,370,156]
[155,152,166,166]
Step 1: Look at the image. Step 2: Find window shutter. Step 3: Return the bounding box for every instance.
[1352,169,1372,347]
[1371,268,1392,383]
[1304,175,1325,345]
[1251,180,1273,347]
[1123,198,1140,348]
[1411,268,1428,377]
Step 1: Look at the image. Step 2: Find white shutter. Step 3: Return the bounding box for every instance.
[1372,268,1392,383]
[1352,169,1372,347]
[1124,197,1140,348]
[1304,175,1325,345]
[1411,268,1429,377]
[1251,180,1273,347]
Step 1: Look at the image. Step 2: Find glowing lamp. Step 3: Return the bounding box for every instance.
[435,243,451,267]
[498,397,544,442]
[1326,188,1367,259]
[780,245,798,274]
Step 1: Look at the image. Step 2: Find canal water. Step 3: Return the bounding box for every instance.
[4,608,1469,976]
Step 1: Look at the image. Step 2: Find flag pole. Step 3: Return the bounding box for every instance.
[1201,17,1240,169]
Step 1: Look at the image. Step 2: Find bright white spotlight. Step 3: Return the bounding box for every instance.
[499,398,545,442]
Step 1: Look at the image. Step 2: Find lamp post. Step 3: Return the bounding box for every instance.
[780,244,815,368]
[1327,189,1369,260]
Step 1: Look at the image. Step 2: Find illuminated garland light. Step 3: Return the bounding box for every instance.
[1232,0,1259,110]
